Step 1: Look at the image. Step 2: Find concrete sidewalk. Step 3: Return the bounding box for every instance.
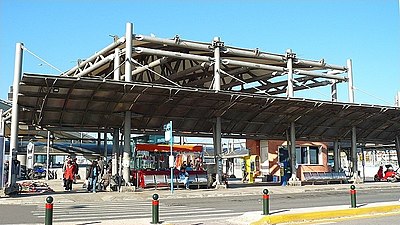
[1,178,399,204]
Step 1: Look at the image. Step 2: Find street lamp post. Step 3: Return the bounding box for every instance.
[164,121,173,194]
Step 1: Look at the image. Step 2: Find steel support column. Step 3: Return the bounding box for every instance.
[333,140,340,172]
[97,131,101,153]
[214,117,222,185]
[7,43,23,194]
[123,112,131,185]
[46,131,50,180]
[213,37,221,91]
[213,37,223,186]
[332,77,339,173]
[114,48,120,81]
[395,136,400,168]
[112,128,119,176]
[347,59,354,103]
[112,48,120,177]
[289,122,298,181]
[331,81,338,102]
[286,49,294,98]
[125,22,133,82]
[0,109,4,189]
[351,126,360,182]
[104,130,108,160]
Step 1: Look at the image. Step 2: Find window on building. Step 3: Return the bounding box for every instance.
[295,146,320,165]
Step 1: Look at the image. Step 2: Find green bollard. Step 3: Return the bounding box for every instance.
[45,196,54,225]
[350,185,357,208]
[151,193,159,224]
[262,189,270,215]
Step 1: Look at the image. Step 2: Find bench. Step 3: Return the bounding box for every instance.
[136,170,208,189]
[175,172,208,189]
[302,172,348,185]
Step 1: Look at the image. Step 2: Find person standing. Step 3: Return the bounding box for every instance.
[97,157,104,179]
[62,156,71,188]
[64,160,76,191]
[73,158,79,183]
[87,160,101,193]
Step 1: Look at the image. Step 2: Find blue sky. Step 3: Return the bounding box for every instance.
[0,0,399,106]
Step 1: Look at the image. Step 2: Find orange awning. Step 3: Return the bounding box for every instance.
[135,144,203,153]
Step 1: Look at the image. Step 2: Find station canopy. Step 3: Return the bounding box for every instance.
[14,32,400,145]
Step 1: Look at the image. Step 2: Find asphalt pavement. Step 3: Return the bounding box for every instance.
[1,179,399,224]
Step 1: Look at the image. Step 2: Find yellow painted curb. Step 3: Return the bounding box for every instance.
[251,205,400,225]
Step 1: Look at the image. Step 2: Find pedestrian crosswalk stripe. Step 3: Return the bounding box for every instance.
[165,212,244,224]
[33,208,228,217]
[30,201,245,223]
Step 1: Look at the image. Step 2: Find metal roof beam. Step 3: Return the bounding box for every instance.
[135,47,212,62]
[74,54,114,78]
[131,57,170,76]
[134,47,347,81]
[135,35,346,71]
[295,59,347,71]
[156,62,211,84]
[62,37,126,77]
[223,59,347,81]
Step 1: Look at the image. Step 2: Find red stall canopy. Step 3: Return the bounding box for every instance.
[135,144,203,153]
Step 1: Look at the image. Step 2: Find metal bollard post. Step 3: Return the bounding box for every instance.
[151,193,159,224]
[262,189,270,215]
[350,185,357,208]
[45,196,54,225]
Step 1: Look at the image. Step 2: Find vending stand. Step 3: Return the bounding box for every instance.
[132,144,208,189]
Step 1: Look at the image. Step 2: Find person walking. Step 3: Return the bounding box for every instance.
[64,159,76,191]
[87,160,101,193]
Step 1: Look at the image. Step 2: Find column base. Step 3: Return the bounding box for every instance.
[4,183,19,196]
[349,174,363,184]
[288,174,301,186]
[214,184,227,189]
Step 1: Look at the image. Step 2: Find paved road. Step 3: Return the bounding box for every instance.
[162,187,400,212]
[333,213,400,225]
[306,213,400,225]
[0,205,40,225]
